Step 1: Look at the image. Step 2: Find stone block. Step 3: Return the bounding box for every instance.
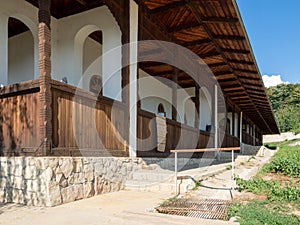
[12,189,24,205]
[73,184,84,200]
[42,167,53,183]
[25,180,39,192]
[59,158,74,178]
[83,182,95,198]
[12,176,25,189]
[94,163,104,176]
[59,175,68,188]
[25,192,38,206]
[24,166,37,180]
[12,165,23,177]
[73,159,83,173]
[61,186,75,204]
[84,164,94,182]
[0,162,8,177]
[47,181,61,206]
[73,173,84,184]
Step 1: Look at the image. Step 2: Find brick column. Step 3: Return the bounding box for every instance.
[38,0,52,156]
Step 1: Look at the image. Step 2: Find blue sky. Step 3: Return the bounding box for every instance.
[236,0,300,84]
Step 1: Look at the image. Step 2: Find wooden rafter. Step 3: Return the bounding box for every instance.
[214,35,245,41]
[75,0,87,6]
[150,1,186,14]
[221,49,250,54]
[228,59,254,65]
[182,38,211,47]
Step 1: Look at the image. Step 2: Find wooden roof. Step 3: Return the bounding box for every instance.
[22,0,278,134]
[138,0,279,134]
[26,0,104,18]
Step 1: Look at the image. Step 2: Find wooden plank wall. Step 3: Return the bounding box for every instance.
[51,82,127,156]
[137,109,217,157]
[0,82,40,156]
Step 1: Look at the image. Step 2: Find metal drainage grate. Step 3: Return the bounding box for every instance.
[156,198,231,220]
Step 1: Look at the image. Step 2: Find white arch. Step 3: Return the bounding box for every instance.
[74,24,102,89]
[0,13,38,85]
[9,14,39,79]
[200,87,212,131]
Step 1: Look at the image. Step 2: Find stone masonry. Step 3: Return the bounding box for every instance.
[0,157,144,207]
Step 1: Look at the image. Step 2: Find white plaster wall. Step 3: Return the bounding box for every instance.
[138,70,197,126]
[82,37,102,90]
[0,0,39,84]
[52,6,122,101]
[138,69,172,119]
[177,87,195,126]
[200,88,212,131]
[8,31,34,84]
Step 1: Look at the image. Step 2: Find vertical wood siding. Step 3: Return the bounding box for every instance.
[51,83,127,154]
[0,83,40,156]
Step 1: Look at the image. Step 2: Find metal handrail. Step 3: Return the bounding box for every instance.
[170,147,240,195]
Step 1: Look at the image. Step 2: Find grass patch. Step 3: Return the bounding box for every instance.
[263,142,300,178]
[192,180,202,190]
[229,201,300,225]
[229,139,300,224]
[226,164,232,170]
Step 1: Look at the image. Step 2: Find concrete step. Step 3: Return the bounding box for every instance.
[131,171,173,181]
[125,179,194,193]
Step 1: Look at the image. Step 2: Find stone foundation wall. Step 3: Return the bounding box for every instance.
[0,157,144,207]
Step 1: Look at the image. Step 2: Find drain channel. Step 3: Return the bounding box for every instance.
[156,198,231,220]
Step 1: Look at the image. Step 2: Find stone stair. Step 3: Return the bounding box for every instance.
[125,164,196,193]
[124,162,231,194]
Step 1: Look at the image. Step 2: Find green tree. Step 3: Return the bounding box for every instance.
[267,83,300,133]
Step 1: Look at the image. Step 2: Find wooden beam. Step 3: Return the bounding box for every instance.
[168,22,200,33]
[75,0,87,6]
[235,69,257,74]
[221,49,251,54]
[207,62,227,68]
[182,38,211,47]
[199,51,220,59]
[168,17,238,33]
[228,59,254,65]
[214,71,233,76]
[150,1,186,14]
[202,17,239,23]
[214,35,245,41]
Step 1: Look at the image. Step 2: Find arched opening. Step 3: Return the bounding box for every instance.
[82,30,103,91]
[157,103,166,117]
[200,87,212,132]
[8,17,34,84]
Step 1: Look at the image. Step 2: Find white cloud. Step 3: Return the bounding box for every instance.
[262,75,289,88]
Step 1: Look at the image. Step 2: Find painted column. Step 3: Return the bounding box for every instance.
[232,106,235,137]
[240,111,243,152]
[172,68,178,121]
[214,85,219,157]
[129,0,138,158]
[0,15,8,85]
[38,0,52,156]
[253,124,256,146]
[194,84,200,129]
